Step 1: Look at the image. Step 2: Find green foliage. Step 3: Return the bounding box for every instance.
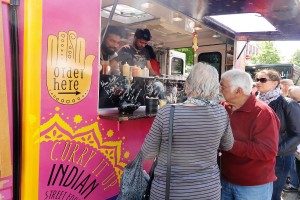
[250,41,280,64]
[290,49,300,66]
[173,47,194,66]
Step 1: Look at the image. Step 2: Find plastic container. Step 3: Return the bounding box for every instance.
[159,99,167,108]
[122,62,130,77]
[101,60,109,75]
[131,66,141,77]
[145,97,159,113]
[142,67,149,77]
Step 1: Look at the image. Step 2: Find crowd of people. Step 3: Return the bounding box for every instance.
[140,64,300,200]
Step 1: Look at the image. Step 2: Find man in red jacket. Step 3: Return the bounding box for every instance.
[220,69,280,200]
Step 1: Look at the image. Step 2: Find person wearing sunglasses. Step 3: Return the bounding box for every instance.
[255,69,300,200]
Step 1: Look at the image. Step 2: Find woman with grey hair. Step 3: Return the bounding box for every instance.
[141,62,234,200]
[185,62,222,100]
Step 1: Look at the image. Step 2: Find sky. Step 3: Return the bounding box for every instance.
[273,41,300,63]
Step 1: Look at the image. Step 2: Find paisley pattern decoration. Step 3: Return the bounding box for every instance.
[37,107,127,184]
[183,97,218,106]
[257,87,281,105]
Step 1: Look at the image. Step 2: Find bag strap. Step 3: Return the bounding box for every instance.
[166,105,175,200]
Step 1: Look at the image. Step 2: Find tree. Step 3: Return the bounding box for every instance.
[174,48,194,66]
[250,41,281,64]
[290,49,300,66]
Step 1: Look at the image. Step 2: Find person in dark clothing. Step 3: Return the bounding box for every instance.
[100,26,122,74]
[288,86,300,198]
[116,29,157,76]
[255,69,300,200]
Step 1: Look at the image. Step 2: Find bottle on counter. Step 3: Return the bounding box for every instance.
[100,60,109,75]
[137,66,143,77]
[122,62,130,77]
[106,65,111,75]
[131,65,141,77]
[142,67,149,77]
[110,62,121,75]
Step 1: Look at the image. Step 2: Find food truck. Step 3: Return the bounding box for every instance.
[1,0,300,199]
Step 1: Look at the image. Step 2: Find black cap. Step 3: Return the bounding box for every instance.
[134,29,151,41]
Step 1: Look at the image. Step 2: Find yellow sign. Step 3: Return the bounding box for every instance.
[47,31,95,104]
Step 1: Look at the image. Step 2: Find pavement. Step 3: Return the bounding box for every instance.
[282,191,298,200]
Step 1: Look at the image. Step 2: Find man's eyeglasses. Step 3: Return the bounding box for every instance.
[255,78,271,83]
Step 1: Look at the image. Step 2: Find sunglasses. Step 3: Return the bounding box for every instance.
[255,78,271,83]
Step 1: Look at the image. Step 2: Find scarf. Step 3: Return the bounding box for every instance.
[183,97,218,106]
[257,87,281,105]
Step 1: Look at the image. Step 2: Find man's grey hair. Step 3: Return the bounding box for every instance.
[221,69,253,94]
[185,62,220,100]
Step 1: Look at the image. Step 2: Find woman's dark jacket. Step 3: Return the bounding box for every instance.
[269,96,300,156]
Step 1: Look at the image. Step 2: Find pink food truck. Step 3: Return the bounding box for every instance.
[1,0,300,199]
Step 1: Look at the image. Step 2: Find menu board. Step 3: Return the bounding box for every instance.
[98,75,186,109]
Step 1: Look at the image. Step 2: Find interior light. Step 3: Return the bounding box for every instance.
[101,4,154,24]
[212,32,221,38]
[207,13,277,32]
[194,23,202,31]
[173,13,183,22]
[141,2,153,9]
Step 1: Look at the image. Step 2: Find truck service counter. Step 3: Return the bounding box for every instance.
[98,74,186,121]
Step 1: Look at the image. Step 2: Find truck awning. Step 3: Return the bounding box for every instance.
[154,0,300,41]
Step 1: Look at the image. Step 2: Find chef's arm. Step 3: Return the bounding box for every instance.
[146,60,156,76]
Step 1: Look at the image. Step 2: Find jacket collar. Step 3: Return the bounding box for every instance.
[223,94,256,113]
[234,94,256,113]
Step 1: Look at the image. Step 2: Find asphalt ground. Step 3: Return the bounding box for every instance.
[282,191,298,200]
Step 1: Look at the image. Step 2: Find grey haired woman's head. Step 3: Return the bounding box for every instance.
[185,62,220,100]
